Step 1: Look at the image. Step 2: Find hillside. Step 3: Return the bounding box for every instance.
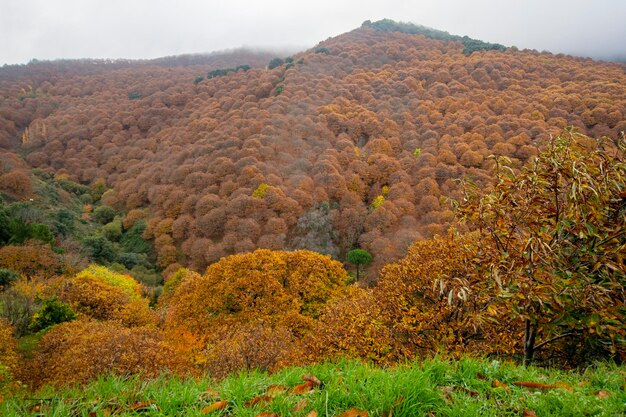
[1,19,624,280]
[0,20,624,394]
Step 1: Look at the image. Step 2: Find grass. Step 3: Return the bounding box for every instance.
[1,357,625,416]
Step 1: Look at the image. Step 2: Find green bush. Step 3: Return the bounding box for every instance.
[82,235,117,263]
[268,57,284,69]
[120,221,153,254]
[29,298,77,332]
[0,268,19,288]
[102,218,123,242]
[92,205,116,224]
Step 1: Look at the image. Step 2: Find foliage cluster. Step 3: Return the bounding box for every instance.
[364,18,507,54]
[165,249,347,376]
[206,64,251,80]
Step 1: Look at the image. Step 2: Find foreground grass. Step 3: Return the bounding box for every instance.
[2,357,625,416]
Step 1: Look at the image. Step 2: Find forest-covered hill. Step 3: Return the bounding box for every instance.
[0,20,624,394]
[1,19,624,279]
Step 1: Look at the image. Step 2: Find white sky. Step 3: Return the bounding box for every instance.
[1,0,625,65]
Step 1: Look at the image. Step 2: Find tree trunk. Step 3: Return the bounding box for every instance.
[355,265,360,281]
[523,319,537,366]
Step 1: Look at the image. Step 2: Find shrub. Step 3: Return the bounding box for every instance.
[166,249,348,346]
[29,320,190,387]
[0,268,19,288]
[268,57,284,69]
[92,205,116,224]
[82,235,117,262]
[0,284,37,337]
[29,298,76,332]
[0,319,19,387]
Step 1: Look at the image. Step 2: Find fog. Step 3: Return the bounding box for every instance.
[1,0,625,65]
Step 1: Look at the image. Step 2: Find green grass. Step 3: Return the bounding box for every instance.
[2,357,625,416]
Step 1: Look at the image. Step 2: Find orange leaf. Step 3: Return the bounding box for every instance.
[291,380,316,395]
[337,410,369,417]
[129,400,158,411]
[199,388,221,400]
[306,412,318,417]
[492,379,510,392]
[594,390,610,399]
[202,400,229,414]
[266,384,289,397]
[522,409,537,417]
[513,381,558,390]
[246,395,272,407]
[254,413,280,417]
[301,374,321,386]
[293,399,309,412]
[554,382,573,391]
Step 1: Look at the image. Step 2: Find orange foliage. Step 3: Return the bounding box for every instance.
[374,232,519,358]
[0,244,66,278]
[0,320,19,381]
[307,287,397,363]
[29,320,190,387]
[0,170,32,198]
[166,249,347,337]
[165,249,347,373]
[55,266,156,327]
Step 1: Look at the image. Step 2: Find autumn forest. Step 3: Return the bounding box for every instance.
[0,19,624,399]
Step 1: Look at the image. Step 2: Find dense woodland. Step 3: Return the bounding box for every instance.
[0,20,624,391]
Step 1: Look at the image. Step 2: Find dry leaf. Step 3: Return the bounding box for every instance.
[129,400,158,411]
[513,381,558,390]
[202,400,229,414]
[301,374,321,386]
[522,409,538,417]
[88,412,97,417]
[266,385,289,397]
[554,382,573,391]
[199,388,221,400]
[337,409,369,417]
[454,386,479,397]
[594,390,610,399]
[291,380,316,395]
[293,399,309,412]
[492,379,510,392]
[306,412,318,417]
[254,413,280,417]
[476,372,487,380]
[246,395,272,407]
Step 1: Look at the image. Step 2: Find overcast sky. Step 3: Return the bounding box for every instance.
[1,0,625,65]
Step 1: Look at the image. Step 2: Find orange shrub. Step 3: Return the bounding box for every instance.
[375,231,519,359]
[166,249,348,339]
[57,266,156,327]
[165,249,348,373]
[203,321,300,379]
[0,319,19,384]
[29,320,190,387]
[0,244,66,278]
[307,287,397,363]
